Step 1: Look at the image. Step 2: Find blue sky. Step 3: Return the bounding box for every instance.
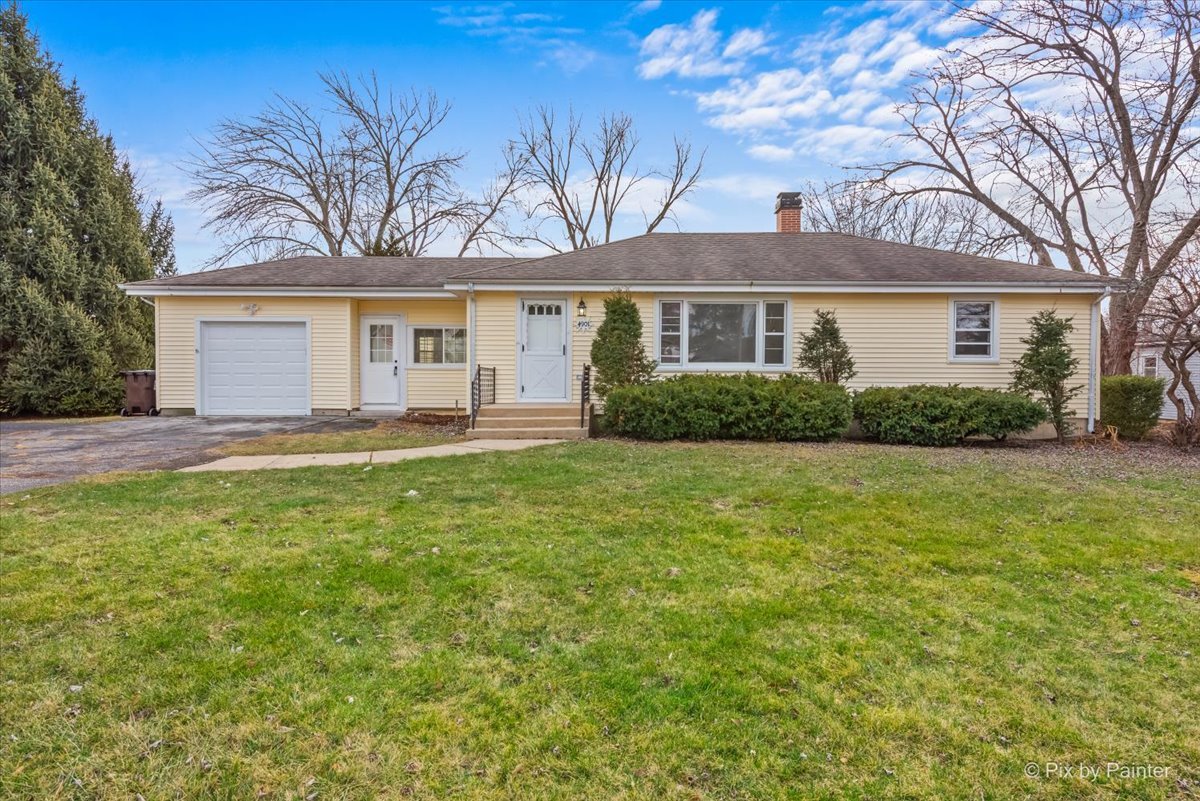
[24,0,964,270]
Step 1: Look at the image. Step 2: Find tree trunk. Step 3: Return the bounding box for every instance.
[1103,295,1139,375]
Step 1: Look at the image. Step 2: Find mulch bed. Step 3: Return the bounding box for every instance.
[377,411,470,436]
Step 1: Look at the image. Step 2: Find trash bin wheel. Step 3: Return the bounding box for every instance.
[120,407,130,417]
[149,407,161,417]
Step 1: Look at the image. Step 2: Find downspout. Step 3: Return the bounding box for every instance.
[467,281,477,380]
[1087,288,1112,434]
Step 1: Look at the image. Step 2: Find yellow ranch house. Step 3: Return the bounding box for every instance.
[121,193,1119,439]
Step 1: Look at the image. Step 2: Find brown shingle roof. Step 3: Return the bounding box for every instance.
[124,234,1121,290]
[127,256,522,288]
[449,233,1116,286]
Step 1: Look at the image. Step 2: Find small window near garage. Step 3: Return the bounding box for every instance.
[1142,355,1158,377]
[951,300,996,360]
[412,327,466,365]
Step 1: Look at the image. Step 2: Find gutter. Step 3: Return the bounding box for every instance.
[118,285,459,299]
[1087,288,1113,433]
[440,280,1115,294]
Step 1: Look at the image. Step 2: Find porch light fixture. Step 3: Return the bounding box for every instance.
[576,299,588,318]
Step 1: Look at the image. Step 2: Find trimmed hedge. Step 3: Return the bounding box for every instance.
[604,373,852,441]
[854,385,1046,446]
[1100,375,1164,440]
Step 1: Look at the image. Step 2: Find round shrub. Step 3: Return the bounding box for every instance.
[853,385,1045,446]
[969,389,1047,441]
[604,373,852,441]
[1100,375,1164,440]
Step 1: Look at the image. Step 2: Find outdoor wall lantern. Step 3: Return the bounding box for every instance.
[576,298,588,318]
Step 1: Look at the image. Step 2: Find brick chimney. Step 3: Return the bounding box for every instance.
[775,192,803,233]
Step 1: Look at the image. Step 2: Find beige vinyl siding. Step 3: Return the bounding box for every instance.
[473,291,520,403]
[568,292,655,403]
[472,291,651,404]
[791,293,1095,416]
[155,296,353,411]
[358,299,468,410]
[633,291,1096,417]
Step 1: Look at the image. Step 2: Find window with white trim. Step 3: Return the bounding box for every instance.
[1141,355,1159,378]
[657,299,789,369]
[951,300,996,360]
[411,327,466,365]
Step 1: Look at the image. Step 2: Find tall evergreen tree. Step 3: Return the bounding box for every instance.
[140,196,176,279]
[590,291,656,400]
[796,309,856,385]
[0,4,157,414]
[1010,310,1083,443]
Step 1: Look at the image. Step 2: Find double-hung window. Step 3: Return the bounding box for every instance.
[1141,355,1159,378]
[411,327,466,366]
[657,299,789,369]
[950,300,997,361]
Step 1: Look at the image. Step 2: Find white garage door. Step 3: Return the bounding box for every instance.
[199,321,309,415]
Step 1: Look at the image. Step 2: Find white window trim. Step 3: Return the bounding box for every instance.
[408,324,467,369]
[655,297,791,371]
[1141,354,1159,378]
[948,298,1000,363]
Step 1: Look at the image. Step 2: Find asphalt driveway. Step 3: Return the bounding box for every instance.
[0,416,370,494]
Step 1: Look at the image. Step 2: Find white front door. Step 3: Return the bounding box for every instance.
[519,299,568,401]
[360,315,404,407]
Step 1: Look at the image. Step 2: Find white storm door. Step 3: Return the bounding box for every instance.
[360,316,404,407]
[519,299,568,400]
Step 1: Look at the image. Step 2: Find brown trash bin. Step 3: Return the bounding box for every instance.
[119,370,159,416]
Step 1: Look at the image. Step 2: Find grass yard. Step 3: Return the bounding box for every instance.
[1,441,1197,800]
[217,419,465,456]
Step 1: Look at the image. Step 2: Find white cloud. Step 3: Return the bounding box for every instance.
[638,9,769,79]
[863,100,901,127]
[704,173,787,202]
[696,69,831,132]
[747,144,796,162]
[723,28,771,59]
[631,0,662,14]
[794,124,890,160]
[829,89,886,122]
[639,1,965,165]
[829,52,861,77]
[434,4,598,74]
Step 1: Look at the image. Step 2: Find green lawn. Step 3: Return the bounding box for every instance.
[1,441,1197,799]
[217,420,465,456]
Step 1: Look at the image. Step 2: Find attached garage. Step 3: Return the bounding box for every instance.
[198,321,310,415]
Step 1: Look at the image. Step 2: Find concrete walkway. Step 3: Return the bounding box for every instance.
[178,438,563,473]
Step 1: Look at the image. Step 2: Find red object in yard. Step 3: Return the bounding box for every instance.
[119,370,159,416]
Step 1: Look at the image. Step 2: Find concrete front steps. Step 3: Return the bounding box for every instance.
[467,403,588,440]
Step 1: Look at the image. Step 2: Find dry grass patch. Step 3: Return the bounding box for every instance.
[217,418,466,456]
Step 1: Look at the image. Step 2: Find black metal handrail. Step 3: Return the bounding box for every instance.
[470,365,495,429]
[580,363,591,429]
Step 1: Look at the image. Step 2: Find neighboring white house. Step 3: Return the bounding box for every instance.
[1131,343,1199,421]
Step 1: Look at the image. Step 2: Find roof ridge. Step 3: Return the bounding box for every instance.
[447,234,660,280]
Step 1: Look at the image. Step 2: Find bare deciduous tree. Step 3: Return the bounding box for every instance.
[1141,261,1200,447]
[862,0,1199,373]
[799,180,1020,257]
[509,107,704,253]
[187,72,518,265]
